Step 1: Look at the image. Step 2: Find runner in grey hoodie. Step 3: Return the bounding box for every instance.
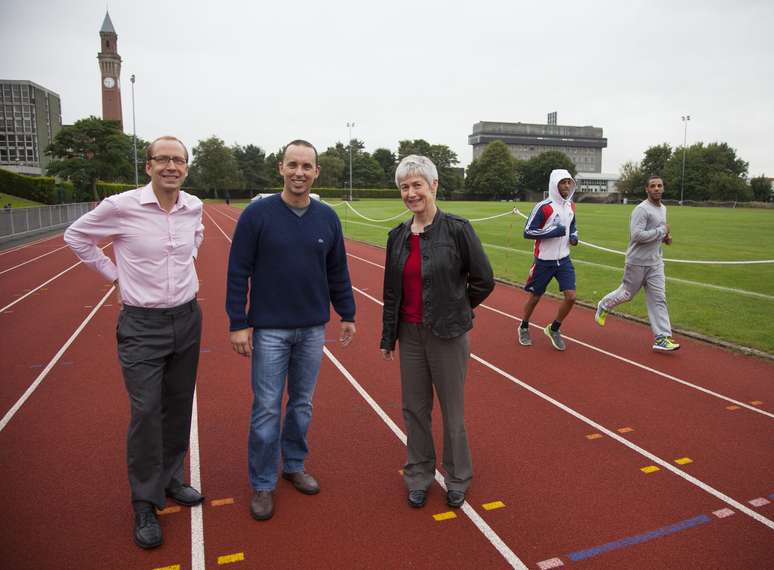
[595,175,680,351]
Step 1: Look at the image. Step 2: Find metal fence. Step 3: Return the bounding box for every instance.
[0,202,96,242]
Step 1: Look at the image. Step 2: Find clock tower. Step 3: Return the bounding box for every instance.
[98,11,123,127]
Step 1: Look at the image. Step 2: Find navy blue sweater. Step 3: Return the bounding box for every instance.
[226,194,355,331]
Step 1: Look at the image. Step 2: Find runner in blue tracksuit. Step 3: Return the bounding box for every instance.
[518,169,579,351]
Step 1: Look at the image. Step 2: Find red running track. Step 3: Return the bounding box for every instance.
[0,204,771,569]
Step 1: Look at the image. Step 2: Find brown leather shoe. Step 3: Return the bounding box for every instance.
[250,491,273,521]
[282,471,320,495]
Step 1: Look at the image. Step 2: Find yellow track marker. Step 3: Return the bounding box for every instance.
[482,501,506,511]
[675,457,693,465]
[640,465,660,474]
[750,401,763,406]
[433,511,457,521]
[617,427,634,434]
[211,498,235,507]
[218,552,245,565]
[585,433,603,440]
[153,566,180,570]
[726,405,740,410]
[157,506,181,515]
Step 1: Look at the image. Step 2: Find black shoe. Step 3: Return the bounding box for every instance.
[165,483,204,506]
[250,491,274,521]
[447,490,465,508]
[408,489,427,508]
[133,505,162,549]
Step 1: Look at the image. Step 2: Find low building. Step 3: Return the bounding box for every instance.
[575,172,619,194]
[0,80,62,176]
[469,116,607,173]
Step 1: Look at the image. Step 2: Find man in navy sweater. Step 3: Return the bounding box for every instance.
[226,140,356,521]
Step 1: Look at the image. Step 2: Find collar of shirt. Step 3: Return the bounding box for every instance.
[139,184,193,213]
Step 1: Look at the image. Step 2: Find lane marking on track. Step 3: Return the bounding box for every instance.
[566,514,711,562]
[0,242,112,314]
[190,387,205,570]
[713,508,734,518]
[433,512,457,521]
[537,558,565,569]
[640,466,661,474]
[586,433,603,440]
[675,457,693,465]
[323,347,528,570]
[0,233,64,256]
[749,497,771,507]
[468,353,774,531]
[158,506,182,515]
[217,552,245,565]
[346,252,774,420]
[348,284,774,532]
[211,498,235,507]
[0,286,114,432]
[0,244,70,276]
[617,427,634,433]
[483,501,506,511]
[153,565,181,570]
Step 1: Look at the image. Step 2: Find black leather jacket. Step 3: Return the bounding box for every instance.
[380,209,494,350]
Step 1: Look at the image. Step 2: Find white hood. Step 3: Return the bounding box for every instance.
[547,169,576,204]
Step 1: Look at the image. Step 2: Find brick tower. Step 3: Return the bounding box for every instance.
[98,11,123,127]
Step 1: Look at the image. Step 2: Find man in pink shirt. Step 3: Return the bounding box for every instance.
[64,136,204,549]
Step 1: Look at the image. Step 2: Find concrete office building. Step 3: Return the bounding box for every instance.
[0,80,62,175]
[469,116,607,173]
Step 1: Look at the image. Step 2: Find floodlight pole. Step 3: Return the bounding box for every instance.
[346,121,355,201]
[680,115,690,205]
[131,74,139,187]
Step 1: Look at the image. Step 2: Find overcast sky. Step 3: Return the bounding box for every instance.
[2,0,772,176]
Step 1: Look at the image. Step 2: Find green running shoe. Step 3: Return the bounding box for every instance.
[595,302,608,326]
[653,335,680,352]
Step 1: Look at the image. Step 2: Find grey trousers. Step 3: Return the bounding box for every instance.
[116,299,202,508]
[600,263,672,338]
[398,322,472,493]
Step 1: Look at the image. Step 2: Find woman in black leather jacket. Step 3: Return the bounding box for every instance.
[380,155,494,510]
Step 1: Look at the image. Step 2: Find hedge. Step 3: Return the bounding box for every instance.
[0,168,76,204]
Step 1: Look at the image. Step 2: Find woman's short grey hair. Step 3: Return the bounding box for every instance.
[395,155,438,188]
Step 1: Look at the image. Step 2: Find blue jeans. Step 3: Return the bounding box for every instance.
[249,326,325,491]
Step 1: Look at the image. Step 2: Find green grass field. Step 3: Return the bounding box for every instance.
[233,198,774,355]
[0,193,42,208]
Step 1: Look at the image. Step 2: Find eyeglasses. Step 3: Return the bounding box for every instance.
[150,155,187,166]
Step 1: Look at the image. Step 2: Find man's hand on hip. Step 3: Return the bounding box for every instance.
[340,321,356,347]
[230,328,253,357]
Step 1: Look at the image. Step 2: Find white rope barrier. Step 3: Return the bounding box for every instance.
[512,208,774,265]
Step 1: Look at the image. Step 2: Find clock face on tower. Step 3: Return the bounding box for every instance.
[103,77,116,89]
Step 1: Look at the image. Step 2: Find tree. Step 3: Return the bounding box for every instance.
[372,148,396,186]
[617,160,645,198]
[398,139,461,195]
[706,172,752,202]
[317,151,345,188]
[464,140,518,199]
[640,143,673,178]
[233,144,270,192]
[750,175,772,202]
[518,150,576,195]
[190,136,244,198]
[662,142,748,201]
[46,116,135,200]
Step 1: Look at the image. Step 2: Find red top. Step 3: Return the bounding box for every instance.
[400,233,423,324]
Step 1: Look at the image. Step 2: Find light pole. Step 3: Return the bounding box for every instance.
[131,74,138,187]
[346,121,355,201]
[680,115,690,205]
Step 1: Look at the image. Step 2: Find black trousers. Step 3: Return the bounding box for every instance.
[116,299,202,508]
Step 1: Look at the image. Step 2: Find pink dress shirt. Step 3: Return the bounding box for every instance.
[64,184,204,308]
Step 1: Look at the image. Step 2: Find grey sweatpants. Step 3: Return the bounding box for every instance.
[398,322,472,493]
[600,263,672,338]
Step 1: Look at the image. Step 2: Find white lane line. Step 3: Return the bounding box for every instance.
[203,209,233,241]
[323,347,528,570]
[0,244,70,276]
[346,253,774,420]
[0,233,63,256]
[349,285,774,532]
[469,354,774,531]
[0,287,114,432]
[0,243,112,314]
[189,387,205,570]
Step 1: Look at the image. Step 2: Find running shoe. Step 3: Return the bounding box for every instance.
[652,335,680,352]
[543,324,566,351]
[594,302,608,326]
[518,326,532,346]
